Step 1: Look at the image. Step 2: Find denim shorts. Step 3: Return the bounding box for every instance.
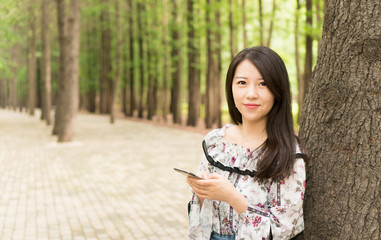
[210,231,236,240]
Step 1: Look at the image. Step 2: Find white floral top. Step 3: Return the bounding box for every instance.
[189,125,306,240]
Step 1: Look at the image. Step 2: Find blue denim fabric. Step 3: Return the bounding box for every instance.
[210,231,236,240]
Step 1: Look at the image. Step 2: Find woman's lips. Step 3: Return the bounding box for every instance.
[244,104,260,109]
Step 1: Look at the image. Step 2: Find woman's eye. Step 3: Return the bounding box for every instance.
[237,81,246,85]
[259,81,266,86]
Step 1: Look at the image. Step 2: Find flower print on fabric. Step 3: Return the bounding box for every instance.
[188,124,306,240]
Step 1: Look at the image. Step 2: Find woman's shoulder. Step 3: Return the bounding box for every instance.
[204,124,235,145]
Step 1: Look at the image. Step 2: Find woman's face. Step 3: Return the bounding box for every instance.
[232,59,275,125]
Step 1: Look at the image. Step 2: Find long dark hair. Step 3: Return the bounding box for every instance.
[226,46,301,179]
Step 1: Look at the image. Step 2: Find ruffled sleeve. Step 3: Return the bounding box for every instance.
[267,157,306,239]
[188,129,221,240]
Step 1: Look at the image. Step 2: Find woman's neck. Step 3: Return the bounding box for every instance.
[237,119,268,148]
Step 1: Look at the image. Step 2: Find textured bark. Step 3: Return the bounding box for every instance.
[186,0,200,127]
[170,0,182,124]
[127,0,135,117]
[295,0,303,123]
[40,0,52,125]
[28,2,37,116]
[258,0,264,45]
[228,0,237,60]
[110,0,121,124]
[242,0,248,48]
[100,0,112,114]
[56,0,80,142]
[162,0,170,122]
[300,0,313,121]
[205,0,221,129]
[137,1,145,119]
[299,0,381,239]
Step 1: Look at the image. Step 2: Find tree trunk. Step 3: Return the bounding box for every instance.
[162,0,170,122]
[186,0,200,127]
[242,0,248,48]
[40,0,52,125]
[52,0,67,135]
[299,0,381,239]
[228,0,236,60]
[266,0,277,47]
[258,0,264,45]
[137,1,145,119]
[100,0,112,114]
[127,0,135,117]
[300,0,313,121]
[170,0,182,124]
[215,1,222,128]
[110,0,121,124]
[28,2,37,116]
[205,0,221,129]
[295,0,303,123]
[56,0,80,142]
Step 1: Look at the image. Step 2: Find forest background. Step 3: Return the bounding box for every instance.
[0,0,324,141]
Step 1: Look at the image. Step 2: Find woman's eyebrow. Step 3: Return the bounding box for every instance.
[234,76,248,79]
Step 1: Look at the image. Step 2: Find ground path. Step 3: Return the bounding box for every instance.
[0,109,205,240]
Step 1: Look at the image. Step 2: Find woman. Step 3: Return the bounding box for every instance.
[187,46,307,240]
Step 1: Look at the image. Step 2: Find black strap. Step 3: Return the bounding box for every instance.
[202,140,307,177]
[202,140,258,177]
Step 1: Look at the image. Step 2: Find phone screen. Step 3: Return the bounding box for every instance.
[174,168,202,180]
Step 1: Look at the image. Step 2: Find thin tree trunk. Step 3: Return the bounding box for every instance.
[28,2,36,116]
[258,0,264,45]
[41,0,52,125]
[266,0,277,47]
[56,0,80,142]
[110,0,121,124]
[300,0,313,121]
[228,0,236,60]
[295,0,303,123]
[186,0,200,127]
[100,0,112,114]
[137,1,145,119]
[242,0,248,48]
[53,0,67,135]
[127,0,135,117]
[170,0,182,124]
[162,0,170,122]
[205,0,216,129]
[298,0,381,238]
[215,0,222,128]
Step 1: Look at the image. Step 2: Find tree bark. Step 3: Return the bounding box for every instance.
[127,0,135,117]
[186,0,200,127]
[162,0,170,122]
[295,0,303,123]
[299,0,381,239]
[28,2,37,116]
[41,0,52,125]
[110,0,121,124]
[100,0,112,114]
[266,0,277,47]
[242,0,248,48]
[258,0,264,45]
[137,1,145,119]
[228,0,236,60]
[300,0,313,121]
[56,0,80,142]
[170,0,182,124]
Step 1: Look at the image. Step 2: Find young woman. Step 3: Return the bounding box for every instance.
[187,46,307,240]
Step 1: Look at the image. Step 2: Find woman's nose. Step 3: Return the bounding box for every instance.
[246,85,258,98]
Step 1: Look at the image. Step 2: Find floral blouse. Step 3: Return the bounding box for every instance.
[188,125,306,240]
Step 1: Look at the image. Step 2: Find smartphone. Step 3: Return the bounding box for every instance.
[174,168,202,180]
